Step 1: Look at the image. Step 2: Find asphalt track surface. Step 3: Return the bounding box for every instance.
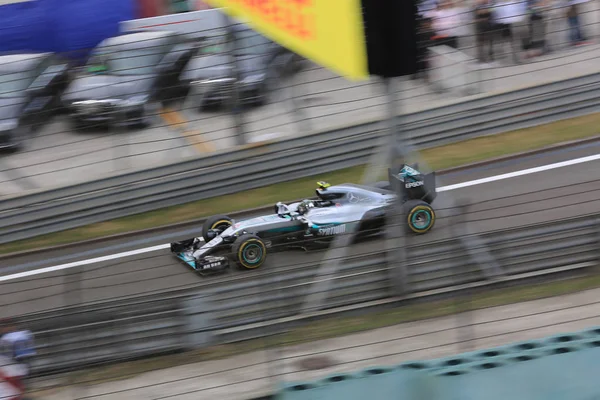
[3,141,600,318]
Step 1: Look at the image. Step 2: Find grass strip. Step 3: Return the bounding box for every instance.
[4,111,600,256]
[38,272,600,391]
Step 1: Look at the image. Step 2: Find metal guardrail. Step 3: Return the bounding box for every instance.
[2,72,600,244]
[210,214,599,342]
[16,213,599,376]
[23,293,209,376]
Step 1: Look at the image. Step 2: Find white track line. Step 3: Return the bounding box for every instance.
[2,153,599,283]
[436,153,600,192]
[0,244,170,282]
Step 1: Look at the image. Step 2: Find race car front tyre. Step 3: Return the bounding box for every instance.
[232,234,267,270]
[202,214,233,242]
[404,200,435,234]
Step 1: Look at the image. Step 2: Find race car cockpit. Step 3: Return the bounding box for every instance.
[274,197,334,219]
[297,199,334,215]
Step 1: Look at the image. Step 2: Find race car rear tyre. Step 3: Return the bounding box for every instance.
[403,200,435,234]
[232,234,267,270]
[202,215,233,242]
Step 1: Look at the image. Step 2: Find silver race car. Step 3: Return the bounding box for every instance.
[170,164,437,274]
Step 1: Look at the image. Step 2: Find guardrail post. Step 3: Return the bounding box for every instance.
[299,227,359,314]
[63,266,82,312]
[454,200,504,279]
[595,217,600,274]
[283,68,312,134]
[361,77,404,184]
[182,292,216,349]
[225,16,246,146]
[451,202,475,353]
[112,109,131,172]
[455,279,475,353]
[62,265,84,397]
[385,200,409,296]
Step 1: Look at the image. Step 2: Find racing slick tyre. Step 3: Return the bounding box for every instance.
[232,234,268,270]
[403,200,435,234]
[202,215,233,242]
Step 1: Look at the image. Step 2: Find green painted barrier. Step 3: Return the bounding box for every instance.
[277,326,600,400]
[276,367,433,400]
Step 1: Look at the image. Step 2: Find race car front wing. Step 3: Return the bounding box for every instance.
[171,235,231,274]
[175,251,230,273]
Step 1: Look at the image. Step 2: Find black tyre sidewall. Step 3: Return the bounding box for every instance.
[202,214,233,242]
[232,234,267,270]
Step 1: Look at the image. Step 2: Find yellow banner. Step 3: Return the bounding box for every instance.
[203,0,369,81]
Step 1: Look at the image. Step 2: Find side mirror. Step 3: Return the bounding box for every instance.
[274,202,290,216]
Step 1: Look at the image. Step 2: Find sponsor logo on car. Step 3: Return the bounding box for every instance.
[318,224,346,236]
[405,181,424,188]
[401,165,420,176]
[202,262,222,269]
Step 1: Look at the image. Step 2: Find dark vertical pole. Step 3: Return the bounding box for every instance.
[112,109,130,172]
[284,65,312,134]
[384,78,401,167]
[224,15,246,146]
[383,77,409,295]
[594,217,600,275]
[386,200,409,295]
[453,202,475,353]
[63,265,82,397]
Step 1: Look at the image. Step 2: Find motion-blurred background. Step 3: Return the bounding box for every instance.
[1,0,600,399]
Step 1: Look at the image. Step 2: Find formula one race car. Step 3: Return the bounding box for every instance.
[170,164,437,274]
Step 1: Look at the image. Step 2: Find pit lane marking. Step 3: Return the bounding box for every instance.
[3,152,600,283]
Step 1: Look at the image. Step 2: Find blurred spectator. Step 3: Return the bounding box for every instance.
[491,0,529,63]
[415,17,435,82]
[566,0,589,45]
[524,0,551,56]
[0,321,36,377]
[0,356,25,400]
[419,0,439,16]
[430,0,462,48]
[474,0,495,62]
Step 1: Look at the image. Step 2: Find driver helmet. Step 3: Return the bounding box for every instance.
[297,200,313,215]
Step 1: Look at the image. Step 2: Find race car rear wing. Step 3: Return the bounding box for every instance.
[388,164,437,204]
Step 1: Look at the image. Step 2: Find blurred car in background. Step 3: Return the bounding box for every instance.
[62,30,194,130]
[0,52,70,152]
[180,23,303,110]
